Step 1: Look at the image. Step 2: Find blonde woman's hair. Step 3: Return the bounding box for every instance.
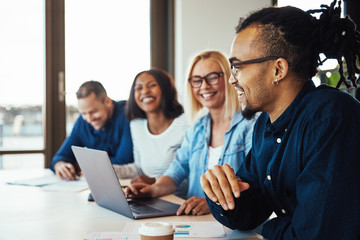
[183,50,241,124]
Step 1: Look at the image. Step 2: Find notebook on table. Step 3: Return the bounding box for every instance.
[71,145,180,219]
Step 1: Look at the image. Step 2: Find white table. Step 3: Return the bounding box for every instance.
[0,169,263,240]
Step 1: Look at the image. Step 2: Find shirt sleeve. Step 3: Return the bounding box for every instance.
[112,121,142,179]
[162,127,192,186]
[130,120,141,169]
[206,152,273,231]
[50,117,83,171]
[112,163,143,179]
[110,102,134,165]
[112,124,133,164]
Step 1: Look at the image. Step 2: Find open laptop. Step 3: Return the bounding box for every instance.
[71,145,180,219]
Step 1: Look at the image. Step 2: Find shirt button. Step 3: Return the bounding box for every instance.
[220,214,224,217]
[267,175,271,180]
[216,202,221,205]
[281,209,286,214]
[276,138,281,143]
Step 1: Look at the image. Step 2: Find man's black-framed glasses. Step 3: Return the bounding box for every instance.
[188,72,224,88]
[230,56,280,80]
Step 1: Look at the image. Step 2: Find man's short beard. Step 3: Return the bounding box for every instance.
[241,106,257,120]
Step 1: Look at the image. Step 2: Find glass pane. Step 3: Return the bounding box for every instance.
[0,1,45,156]
[0,154,44,170]
[65,0,150,134]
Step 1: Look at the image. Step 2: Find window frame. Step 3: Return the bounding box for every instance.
[0,0,174,168]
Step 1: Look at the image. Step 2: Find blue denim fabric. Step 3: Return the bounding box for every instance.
[164,111,257,198]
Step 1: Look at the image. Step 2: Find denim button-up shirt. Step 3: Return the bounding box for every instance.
[164,111,257,198]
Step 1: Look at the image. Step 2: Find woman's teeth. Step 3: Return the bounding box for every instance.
[142,97,155,103]
[202,93,215,99]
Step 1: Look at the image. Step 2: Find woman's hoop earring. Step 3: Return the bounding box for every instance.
[272,78,279,86]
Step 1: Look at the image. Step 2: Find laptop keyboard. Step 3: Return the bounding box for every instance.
[129,201,163,215]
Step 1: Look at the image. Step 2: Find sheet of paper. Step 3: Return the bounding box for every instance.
[173,221,225,238]
[6,172,88,192]
[124,221,226,238]
[6,175,61,187]
[41,177,88,192]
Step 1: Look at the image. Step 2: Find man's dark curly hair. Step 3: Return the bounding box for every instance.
[236,0,360,88]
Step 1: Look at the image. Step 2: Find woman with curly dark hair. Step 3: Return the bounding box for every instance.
[113,69,188,191]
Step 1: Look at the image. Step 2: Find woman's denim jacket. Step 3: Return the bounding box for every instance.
[163,111,257,198]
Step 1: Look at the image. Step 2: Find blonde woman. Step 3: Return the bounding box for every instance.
[126,50,257,215]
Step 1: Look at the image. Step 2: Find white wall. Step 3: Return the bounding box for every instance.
[174,0,272,100]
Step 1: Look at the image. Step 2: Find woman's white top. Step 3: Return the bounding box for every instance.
[207,145,223,170]
[113,114,189,179]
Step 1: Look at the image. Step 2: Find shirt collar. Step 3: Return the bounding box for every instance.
[230,111,247,130]
[200,110,246,133]
[266,80,315,135]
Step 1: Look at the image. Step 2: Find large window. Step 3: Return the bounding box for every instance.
[0,0,151,169]
[0,0,45,169]
[65,0,150,133]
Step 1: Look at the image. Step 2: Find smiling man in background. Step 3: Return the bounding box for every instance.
[50,80,133,180]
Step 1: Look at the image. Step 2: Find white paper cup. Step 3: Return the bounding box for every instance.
[138,222,174,240]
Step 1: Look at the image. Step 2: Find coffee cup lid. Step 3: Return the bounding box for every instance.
[138,222,174,236]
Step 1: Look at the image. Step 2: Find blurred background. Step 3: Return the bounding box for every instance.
[0,0,358,170]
